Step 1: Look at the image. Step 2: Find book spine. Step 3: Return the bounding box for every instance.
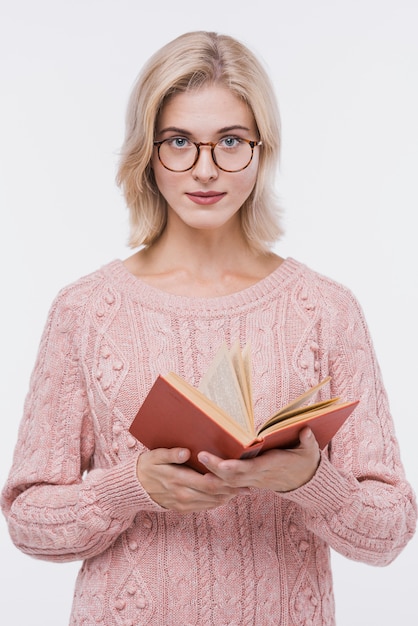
[239,440,264,460]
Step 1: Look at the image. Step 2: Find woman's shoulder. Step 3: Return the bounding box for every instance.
[48,260,124,316]
[291,258,354,293]
[289,258,364,315]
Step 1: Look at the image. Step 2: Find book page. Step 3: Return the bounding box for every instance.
[198,343,251,433]
[258,397,339,434]
[230,341,253,425]
[258,399,356,439]
[273,377,331,418]
[241,343,253,419]
[257,377,333,434]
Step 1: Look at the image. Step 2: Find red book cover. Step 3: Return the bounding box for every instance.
[129,375,358,473]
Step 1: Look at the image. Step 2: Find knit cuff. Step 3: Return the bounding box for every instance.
[91,454,166,519]
[280,451,355,516]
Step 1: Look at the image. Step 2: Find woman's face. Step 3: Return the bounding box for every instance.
[152,84,260,234]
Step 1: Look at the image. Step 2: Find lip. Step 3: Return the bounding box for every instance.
[185,191,226,205]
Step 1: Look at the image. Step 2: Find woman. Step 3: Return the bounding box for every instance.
[2,31,416,625]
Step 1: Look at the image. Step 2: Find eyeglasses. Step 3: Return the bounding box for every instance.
[153,136,262,173]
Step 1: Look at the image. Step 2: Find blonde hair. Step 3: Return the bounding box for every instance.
[116,31,283,253]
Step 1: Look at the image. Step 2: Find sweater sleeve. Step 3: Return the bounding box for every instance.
[1,283,164,563]
[282,285,417,565]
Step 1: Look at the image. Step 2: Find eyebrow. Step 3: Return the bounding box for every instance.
[157,124,251,136]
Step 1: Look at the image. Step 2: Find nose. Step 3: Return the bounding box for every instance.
[191,145,218,182]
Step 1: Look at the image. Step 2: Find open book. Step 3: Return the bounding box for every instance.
[129,342,358,473]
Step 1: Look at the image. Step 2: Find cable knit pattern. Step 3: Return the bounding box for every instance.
[2,257,416,625]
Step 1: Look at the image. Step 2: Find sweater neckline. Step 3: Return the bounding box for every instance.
[103,257,302,312]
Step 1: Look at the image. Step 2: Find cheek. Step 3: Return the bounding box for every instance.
[152,168,185,206]
[240,152,259,186]
[236,167,258,198]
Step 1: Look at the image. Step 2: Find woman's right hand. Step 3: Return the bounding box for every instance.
[136,448,248,513]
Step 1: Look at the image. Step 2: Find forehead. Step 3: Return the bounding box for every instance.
[156,85,257,134]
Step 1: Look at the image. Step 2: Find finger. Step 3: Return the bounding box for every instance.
[197,452,252,489]
[197,451,235,475]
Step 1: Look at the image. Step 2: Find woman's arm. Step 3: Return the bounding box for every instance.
[1,282,163,563]
[282,287,417,565]
[200,286,417,565]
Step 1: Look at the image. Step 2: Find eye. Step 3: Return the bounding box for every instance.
[167,137,193,149]
[218,136,242,149]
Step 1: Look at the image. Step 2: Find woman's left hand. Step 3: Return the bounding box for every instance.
[197,427,321,492]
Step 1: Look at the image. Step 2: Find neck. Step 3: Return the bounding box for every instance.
[150,224,255,274]
[124,230,282,298]
[123,213,283,297]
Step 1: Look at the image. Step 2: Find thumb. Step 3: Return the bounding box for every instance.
[298,427,318,449]
[153,447,191,465]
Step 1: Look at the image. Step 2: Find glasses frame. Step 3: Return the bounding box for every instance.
[153,137,263,173]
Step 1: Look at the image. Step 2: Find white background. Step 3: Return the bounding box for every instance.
[0,1,417,624]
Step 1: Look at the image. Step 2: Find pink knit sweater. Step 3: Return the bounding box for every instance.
[2,258,416,625]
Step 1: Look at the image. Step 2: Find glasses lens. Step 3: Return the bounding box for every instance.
[158,140,198,172]
[213,139,253,172]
